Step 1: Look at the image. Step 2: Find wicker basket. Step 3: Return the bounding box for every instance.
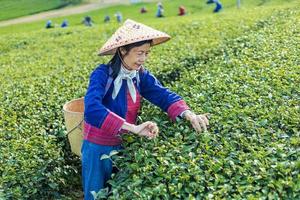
[63,97,84,156]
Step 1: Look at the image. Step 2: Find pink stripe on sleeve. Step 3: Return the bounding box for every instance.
[100,112,125,135]
[167,100,190,121]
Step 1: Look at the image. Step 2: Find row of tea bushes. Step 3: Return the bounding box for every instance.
[0,1,299,199]
[99,8,299,200]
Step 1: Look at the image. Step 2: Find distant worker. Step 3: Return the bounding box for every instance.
[207,0,223,13]
[82,16,93,27]
[237,0,241,9]
[45,20,54,29]
[156,2,164,18]
[178,5,186,16]
[157,1,163,9]
[115,12,123,23]
[104,15,110,23]
[140,6,147,14]
[61,19,69,28]
[130,0,141,3]
[213,0,223,12]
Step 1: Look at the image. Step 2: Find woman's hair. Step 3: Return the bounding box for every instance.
[108,40,152,78]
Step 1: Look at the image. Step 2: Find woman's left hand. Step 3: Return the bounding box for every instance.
[183,110,209,133]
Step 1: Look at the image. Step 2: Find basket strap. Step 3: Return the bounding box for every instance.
[105,77,113,96]
[66,119,84,136]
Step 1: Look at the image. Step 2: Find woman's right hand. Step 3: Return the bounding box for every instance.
[133,121,159,139]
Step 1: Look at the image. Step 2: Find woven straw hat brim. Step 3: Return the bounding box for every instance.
[99,36,170,56]
[98,19,171,56]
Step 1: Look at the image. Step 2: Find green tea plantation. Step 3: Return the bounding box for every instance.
[0,0,299,199]
[0,0,82,21]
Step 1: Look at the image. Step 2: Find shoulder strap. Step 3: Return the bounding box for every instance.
[136,66,144,92]
[104,67,113,96]
[137,66,145,91]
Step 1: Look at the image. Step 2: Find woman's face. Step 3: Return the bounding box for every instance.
[121,43,151,71]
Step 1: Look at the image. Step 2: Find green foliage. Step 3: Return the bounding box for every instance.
[0,0,82,21]
[0,0,299,199]
[0,0,294,35]
[97,5,300,200]
[0,135,65,199]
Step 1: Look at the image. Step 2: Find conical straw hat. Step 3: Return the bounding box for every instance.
[99,19,171,56]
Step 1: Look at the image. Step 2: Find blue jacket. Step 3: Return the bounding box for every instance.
[84,64,189,145]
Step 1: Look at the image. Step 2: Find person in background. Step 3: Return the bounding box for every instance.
[213,0,223,12]
[81,19,209,200]
[140,6,147,14]
[237,0,241,9]
[206,0,223,13]
[82,16,94,27]
[104,15,110,23]
[156,2,164,18]
[130,0,141,3]
[115,12,123,23]
[61,19,69,28]
[45,20,54,29]
[178,5,186,16]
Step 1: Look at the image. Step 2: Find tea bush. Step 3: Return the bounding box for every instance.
[0,0,299,199]
[0,0,81,21]
[102,8,300,200]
